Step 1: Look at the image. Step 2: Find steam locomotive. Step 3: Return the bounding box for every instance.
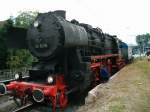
[0,10,130,111]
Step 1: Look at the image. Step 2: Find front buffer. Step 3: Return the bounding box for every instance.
[0,75,68,112]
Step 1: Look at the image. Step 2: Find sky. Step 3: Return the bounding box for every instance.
[0,0,150,45]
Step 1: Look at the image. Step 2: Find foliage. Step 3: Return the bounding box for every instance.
[13,11,38,28]
[4,11,38,69]
[136,33,150,53]
[0,11,38,69]
[6,49,34,69]
[0,19,13,69]
[136,33,150,46]
[5,11,38,69]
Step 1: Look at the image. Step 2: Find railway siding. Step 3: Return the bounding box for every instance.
[77,59,150,112]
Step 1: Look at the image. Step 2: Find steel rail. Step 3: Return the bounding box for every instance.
[11,102,33,112]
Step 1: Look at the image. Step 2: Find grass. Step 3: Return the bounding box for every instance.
[77,59,150,112]
[108,59,150,112]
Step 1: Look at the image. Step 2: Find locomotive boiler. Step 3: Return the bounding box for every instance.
[0,10,127,112]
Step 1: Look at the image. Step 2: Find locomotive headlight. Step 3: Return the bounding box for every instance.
[15,73,19,80]
[47,76,53,84]
[34,21,39,27]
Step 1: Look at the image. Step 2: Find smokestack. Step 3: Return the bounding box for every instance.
[53,10,66,19]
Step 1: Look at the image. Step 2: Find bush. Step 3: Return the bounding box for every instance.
[6,49,34,69]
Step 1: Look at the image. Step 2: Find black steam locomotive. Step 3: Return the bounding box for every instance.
[0,10,129,112]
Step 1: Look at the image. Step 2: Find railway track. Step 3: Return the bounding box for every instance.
[0,76,34,112]
[11,103,33,112]
[0,94,80,112]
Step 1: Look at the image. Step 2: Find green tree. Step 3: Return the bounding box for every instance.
[14,11,38,28]
[6,11,38,69]
[136,33,150,53]
[6,49,34,69]
[0,11,38,69]
[0,19,13,69]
